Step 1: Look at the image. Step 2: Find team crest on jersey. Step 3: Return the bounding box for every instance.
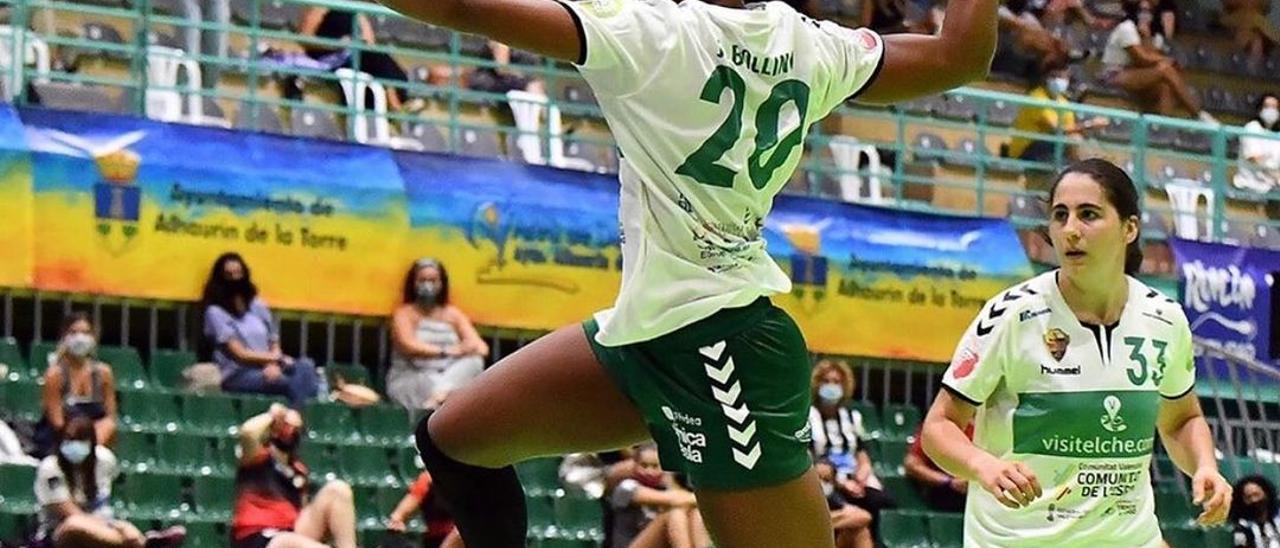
[1043,328,1070,361]
[953,347,979,379]
[853,28,878,52]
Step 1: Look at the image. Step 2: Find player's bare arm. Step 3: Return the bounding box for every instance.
[1156,391,1231,526]
[374,0,583,62]
[857,0,999,103]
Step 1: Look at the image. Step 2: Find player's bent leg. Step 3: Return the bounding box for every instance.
[292,480,356,548]
[695,468,836,548]
[416,323,650,547]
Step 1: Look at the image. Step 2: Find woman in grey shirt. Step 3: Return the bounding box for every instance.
[388,258,488,411]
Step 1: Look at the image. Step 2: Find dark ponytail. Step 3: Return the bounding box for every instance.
[1049,158,1144,275]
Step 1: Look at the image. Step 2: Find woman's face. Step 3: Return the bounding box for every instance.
[1243,482,1268,506]
[820,370,843,387]
[1263,97,1279,111]
[65,319,93,337]
[1048,173,1136,280]
[222,260,245,282]
[415,266,442,287]
[636,449,661,474]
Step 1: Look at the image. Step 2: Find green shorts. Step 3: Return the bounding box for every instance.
[583,298,815,491]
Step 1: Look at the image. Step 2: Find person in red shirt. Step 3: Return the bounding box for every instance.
[387,471,462,548]
[904,423,974,513]
[231,403,357,548]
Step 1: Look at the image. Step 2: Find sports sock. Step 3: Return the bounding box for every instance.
[414,412,527,547]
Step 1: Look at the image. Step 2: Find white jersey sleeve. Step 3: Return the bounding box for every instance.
[942,294,1018,405]
[1159,315,1196,399]
[808,21,885,116]
[559,0,681,96]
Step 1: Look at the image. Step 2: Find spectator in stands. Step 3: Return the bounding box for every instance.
[1222,0,1279,65]
[1230,475,1280,547]
[1035,0,1107,30]
[299,6,415,112]
[388,258,487,411]
[468,41,547,96]
[34,416,186,548]
[179,0,229,88]
[607,444,710,548]
[231,403,357,548]
[37,312,118,455]
[1101,0,1217,123]
[1236,92,1280,193]
[806,358,895,542]
[996,0,1071,76]
[202,252,319,408]
[814,459,874,548]
[903,423,973,512]
[387,471,462,548]
[1008,61,1109,162]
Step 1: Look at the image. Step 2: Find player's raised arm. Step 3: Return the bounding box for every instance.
[855,0,999,104]
[375,0,583,64]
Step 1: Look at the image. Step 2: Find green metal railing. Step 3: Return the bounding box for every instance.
[3,0,1278,247]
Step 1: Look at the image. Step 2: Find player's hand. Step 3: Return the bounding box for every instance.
[1191,467,1231,526]
[976,457,1042,509]
[387,516,407,532]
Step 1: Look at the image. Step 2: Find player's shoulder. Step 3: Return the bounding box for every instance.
[975,272,1056,330]
[1128,276,1189,329]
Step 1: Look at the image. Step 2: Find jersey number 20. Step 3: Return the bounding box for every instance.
[675,66,811,190]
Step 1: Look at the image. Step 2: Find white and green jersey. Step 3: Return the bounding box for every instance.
[942,271,1196,547]
[559,0,885,346]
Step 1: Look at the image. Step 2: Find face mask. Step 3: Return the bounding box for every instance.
[821,481,835,497]
[817,383,844,404]
[64,333,96,358]
[1047,77,1070,97]
[1261,107,1279,126]
[60,440,92,464]
[415,282,440,307]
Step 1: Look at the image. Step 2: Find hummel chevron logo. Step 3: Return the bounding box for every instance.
[976,287,1032,336]
[700,340,762,470]
[733,443,761,469]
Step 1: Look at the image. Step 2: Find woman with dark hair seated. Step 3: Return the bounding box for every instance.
[202,252,318,408]
[34,416,185,548]
[1231,474,1280,547]
[387,258,488,411]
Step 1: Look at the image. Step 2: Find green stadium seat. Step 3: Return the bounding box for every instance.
[926,512,963,548]
[879,510,931,548]
[516,457,562,497]
[97,345,148,390]
[525,494,557,540]
[553,494,604,541]
[236,394,287,421]
[882,404,922,441]
[0,464,38,514]
[117,473,188,520]
[535,538,595,548]
[0,379,43,422]
[150,349,197,390]
[300,442,340,480]
[0,337,28,380]
[880,474,929,511]
[182,394,240,436]
[360,527,396,548]
[398,446,423,484]
[325,363,371,387]
[354,484,384,526]
[875,439,909,476]
[119,390,180,432]
[27,341,57,372]
[192,475,236,521]
[1162,525,1202,547]
[156,432,214,475]
[183,520,225,548]
[213,437,240,477]
[303,401,358,443]
[114,430,153,472]
[1222,455,1261,484]
[339,445,398,486]
[1202,525,1232,547]
[848,401,883,439]
[0,511,31,545]
[1155,490,1197,527]
[359,404,412,446]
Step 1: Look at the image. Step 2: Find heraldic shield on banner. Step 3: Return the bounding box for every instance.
[93,147,142,256]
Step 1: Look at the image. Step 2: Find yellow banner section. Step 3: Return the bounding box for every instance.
[0,154,33,289]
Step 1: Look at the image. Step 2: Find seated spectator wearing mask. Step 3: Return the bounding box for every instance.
[904,422,974,512]
[386,470,461,548]
[388,258,488,411]
[35,416,186,548]
[805,359,895,541]
[1008,62,1108,163]
[37,312,119,455]
[231,403,357,548]
[1231,475,1280,547]
[202,252,319,408]
[815,459,874,548]
[1236,93,1280,193]
[608,444,710,548]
